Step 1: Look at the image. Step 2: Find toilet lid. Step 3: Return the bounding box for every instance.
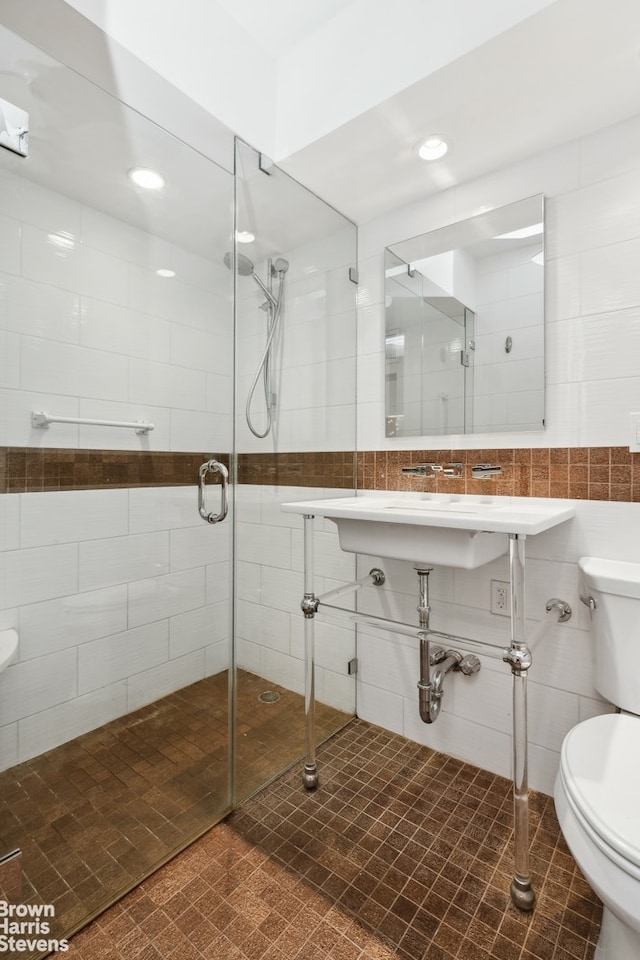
[561,713,640,870]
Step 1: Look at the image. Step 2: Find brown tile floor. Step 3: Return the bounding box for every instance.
[0,669,349,956]
[67,719,601,960]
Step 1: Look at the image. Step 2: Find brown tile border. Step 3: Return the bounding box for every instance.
[237,451,356,489]
[358,446,640,502]
[0,448,229,493]
[2,446,639,502]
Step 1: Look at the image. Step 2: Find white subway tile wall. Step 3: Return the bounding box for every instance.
[235,225,357,454]
[235,485,356,713]
[358,113,640,452]
[353,114,640,793]
[0,486,231,769]
[0,168,233,452]
[0,165,234,769]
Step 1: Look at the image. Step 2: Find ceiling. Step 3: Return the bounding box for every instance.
[278,0,640,224]
[0,23,352,269]
[215,0,354,57]
[4,0,640,259]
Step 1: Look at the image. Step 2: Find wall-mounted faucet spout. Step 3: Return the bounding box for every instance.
[471,463,502,479]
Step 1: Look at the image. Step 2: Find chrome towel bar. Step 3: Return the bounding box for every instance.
[32,411,154,434]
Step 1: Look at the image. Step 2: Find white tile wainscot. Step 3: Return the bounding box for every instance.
[0,485,230,770]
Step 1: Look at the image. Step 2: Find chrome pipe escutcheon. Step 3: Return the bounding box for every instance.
[198,459,229,523]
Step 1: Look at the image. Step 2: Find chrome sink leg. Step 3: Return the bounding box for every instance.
[301,515,319,789]
[416,568,437,723]
[504,533,536,911]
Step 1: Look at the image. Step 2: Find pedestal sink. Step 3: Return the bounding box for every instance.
[282,494,575,568]
[283,491,576,913]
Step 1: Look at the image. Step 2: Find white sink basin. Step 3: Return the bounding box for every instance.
[282,494,575,569]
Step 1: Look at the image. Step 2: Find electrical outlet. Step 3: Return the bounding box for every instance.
[490,579,511,616]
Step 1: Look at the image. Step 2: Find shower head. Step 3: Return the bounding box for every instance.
[224,250,278,308]
[273,257,289,275]
[223,251,254,276]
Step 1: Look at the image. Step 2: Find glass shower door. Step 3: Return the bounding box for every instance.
[232,140,358,803]
[0,25,234,949]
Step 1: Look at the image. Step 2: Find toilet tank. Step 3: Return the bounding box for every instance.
[578,557,640,713]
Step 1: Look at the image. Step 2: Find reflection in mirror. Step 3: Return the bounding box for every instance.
[384,194,544,437]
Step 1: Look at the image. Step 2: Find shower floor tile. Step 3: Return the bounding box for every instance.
[68,718,601,960]
[0,669,348,951]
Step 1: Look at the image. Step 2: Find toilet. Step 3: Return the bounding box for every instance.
[554,557,640,960]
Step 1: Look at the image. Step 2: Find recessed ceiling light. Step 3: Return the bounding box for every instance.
[417,135,450,161]
[128,167,165,190]
[236,230,255,244]
[156,268,175,278]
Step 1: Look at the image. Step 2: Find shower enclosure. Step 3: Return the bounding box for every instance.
[0,23,357,953]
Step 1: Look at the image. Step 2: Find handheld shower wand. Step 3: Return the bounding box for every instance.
[224,252,289,438]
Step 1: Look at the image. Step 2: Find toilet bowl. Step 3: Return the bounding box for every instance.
[554,557,640,960]
[555,713,640,959]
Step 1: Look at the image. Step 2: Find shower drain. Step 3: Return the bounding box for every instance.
[258,690,281,703]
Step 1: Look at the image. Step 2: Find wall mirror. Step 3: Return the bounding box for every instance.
[384,194,544,437]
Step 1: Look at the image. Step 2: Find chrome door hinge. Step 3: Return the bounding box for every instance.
[348,267,359,284]
[460,350,470,367]
[348,658,359,675]
[259,152,274,175]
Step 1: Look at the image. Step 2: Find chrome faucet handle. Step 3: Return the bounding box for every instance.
[401,462,463,479]
[401,463,438,478]
[471,463,503,479]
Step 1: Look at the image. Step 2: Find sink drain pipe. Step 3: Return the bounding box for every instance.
[416,567,481,723]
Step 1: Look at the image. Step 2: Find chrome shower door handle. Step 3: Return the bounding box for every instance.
[198,459,229,523]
